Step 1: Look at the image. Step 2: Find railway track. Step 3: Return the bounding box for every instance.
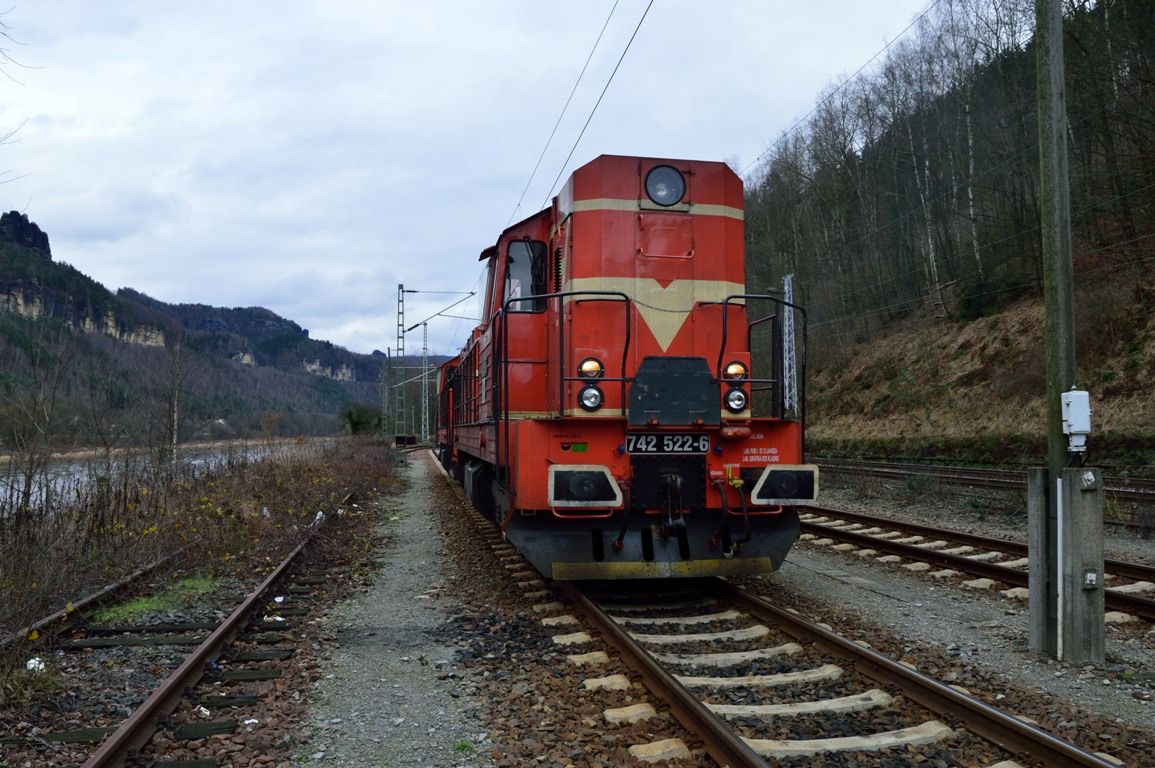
[819,458,1155,522]
[1,549,185,654]
[1,527,333,768]
[466,496,1120,765]
[798,505,1155,622]
[424,448,1153,765]
[532,578,1126,767]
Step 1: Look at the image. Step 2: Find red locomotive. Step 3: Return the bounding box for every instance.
[436,154,817,579]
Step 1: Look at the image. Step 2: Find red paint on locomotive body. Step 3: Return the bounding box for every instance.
[436,155,817,579]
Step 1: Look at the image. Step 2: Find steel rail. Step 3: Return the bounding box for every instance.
[3,548,187,652]
[819,459,1155,507]
[804,505,1155,584]
[556,582,770,768]
[81,534,314,768]
[799,514,1155,621]
[720,580,1123,768]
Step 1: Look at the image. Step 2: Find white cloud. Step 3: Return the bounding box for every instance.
[2,0,928,355]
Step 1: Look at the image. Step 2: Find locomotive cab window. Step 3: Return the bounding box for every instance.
[505,239,548,313]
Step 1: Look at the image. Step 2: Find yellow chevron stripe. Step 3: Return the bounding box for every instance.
[565,277,746,351]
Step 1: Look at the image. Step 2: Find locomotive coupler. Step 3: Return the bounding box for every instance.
[658,472,686,538]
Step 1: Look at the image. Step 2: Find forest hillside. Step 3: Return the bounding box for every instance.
[806,266,1154,468]
[0,216,427,449]
[743,0,1153,469]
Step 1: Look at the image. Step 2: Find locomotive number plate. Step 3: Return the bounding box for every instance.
[625,433,710,454]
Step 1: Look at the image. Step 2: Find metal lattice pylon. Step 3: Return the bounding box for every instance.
[395,284,405,436]
[782,274,798,414]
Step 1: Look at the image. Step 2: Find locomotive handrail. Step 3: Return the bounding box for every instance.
[497,289,633,489]
[718,293,807,433]
[746,312,780,410]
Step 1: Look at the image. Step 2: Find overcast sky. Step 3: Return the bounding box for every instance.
[2,1,930,357]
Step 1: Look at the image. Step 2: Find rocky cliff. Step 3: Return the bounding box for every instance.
[0,215,385,381]
[0,211,51,257]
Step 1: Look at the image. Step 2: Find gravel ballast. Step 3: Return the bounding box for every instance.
[287,455,1154,766]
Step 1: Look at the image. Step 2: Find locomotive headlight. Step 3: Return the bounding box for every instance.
[722,361,748,381]
[579,385,604,411]
[578,357,604,378]
[644,165,686,207]
[724,387,748,413]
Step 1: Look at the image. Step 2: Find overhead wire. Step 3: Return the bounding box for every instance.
[507,0,622,226]
[739,0,945,182]
[444,2,631,354]
[540,0,655,210]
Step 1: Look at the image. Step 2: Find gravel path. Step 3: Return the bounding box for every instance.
[291,453,497,767]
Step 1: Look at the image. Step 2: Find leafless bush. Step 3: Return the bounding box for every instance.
[0,437,392,656]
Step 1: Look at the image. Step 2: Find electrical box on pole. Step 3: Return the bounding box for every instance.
[1061,389,1091,454]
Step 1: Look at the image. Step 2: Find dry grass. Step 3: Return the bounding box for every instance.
[808,267,1155,468]
[0,436,394,671]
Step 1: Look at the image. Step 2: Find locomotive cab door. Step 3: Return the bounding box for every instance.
[497,235,550,483]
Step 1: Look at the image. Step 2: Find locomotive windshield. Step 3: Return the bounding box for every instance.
[505,239,548,313]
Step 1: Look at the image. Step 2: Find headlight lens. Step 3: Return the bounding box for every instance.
[725,388,748,413]
[722,361,748,381]
[578,357,604,378]
[644,165,686,207]
[579,385,604,411]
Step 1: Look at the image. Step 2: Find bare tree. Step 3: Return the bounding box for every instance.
[0,321,75,535]
[0,9,29,186]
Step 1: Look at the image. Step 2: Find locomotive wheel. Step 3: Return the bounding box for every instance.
[464,459,497,522]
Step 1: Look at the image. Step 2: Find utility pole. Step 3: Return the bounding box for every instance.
[1029,0,1103,663]
[379,347,390,436]
[421,322,429,441]
[399,288,476,443]
[395,284,406,439]
[168,339,182,469]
